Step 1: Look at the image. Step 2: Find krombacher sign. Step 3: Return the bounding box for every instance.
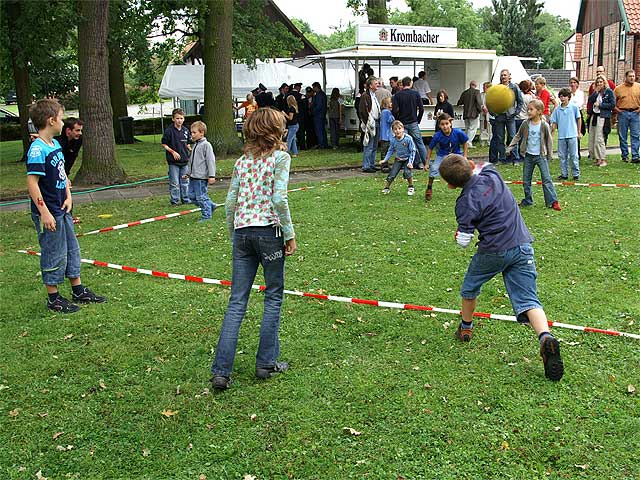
[356,24,457,48]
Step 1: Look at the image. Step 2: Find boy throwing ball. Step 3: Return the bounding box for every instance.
[438,154,564,381]
[26,99,106,313]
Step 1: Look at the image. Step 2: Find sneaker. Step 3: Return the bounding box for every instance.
[47,295,80,313]
[455,323,473,342]
[408,187,415,196]
[599,160,608,167]
[632,158,640,164]
[382,187,390,194]
[519,201,532,208]
[551,201,562,211]
[556,175,568,181]
[211,376,231,390]
[72,216,81,224]
[425,188,433,201]
[572,177,579,181]
[255,361,289,379]
[72,287,107,304]
[540,337,564,381]
[622,157,629,163]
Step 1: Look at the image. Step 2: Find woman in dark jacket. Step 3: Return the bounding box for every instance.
[434,89,454,133]
[587,75,615,167]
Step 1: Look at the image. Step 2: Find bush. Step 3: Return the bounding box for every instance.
[58,91,80,110]
[127,85,160,105]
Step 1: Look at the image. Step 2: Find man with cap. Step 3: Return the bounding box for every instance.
[275,83,290,111]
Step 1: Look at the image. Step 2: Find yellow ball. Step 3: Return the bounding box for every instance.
[485,84,515,114]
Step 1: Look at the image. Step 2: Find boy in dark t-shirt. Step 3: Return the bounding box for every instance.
[161,108,191,206]
[439,154,564,381]
[26,99,106,313]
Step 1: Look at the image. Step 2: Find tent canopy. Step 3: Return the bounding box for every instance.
[158,63,355,100]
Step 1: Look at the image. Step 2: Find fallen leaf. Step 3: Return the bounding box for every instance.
[18,466,26,472]
[142,448,151,457]
[412,366,420,371]
[38,412,48,418]
[608,374,616,383]
[574,464,589,470]
[421,339,427,345]
[175,385,181,395]
[20,331,28,337]
[8,408,19,417]
[56,444,74,451]
[52,431,64,440]
[97,214,113,218]
[63,334,73,341]
[35,470,48,480]
[250,414,257,421]
[243,475,256,480]
[161,409,178,418]
[187,443,193,450]
[198,475,207,480]
[343,427,362,436]
[98,380,107,390]
[554,426,561,432]
[335,319,345,324]
[206,423,215,430]
[89,447,95,456]
[0,384,9,391]
[501,441,510,451]
[628,384,636,394]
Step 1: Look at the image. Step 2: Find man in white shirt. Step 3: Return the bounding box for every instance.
[412,70,432,105]
[358,76,381,172]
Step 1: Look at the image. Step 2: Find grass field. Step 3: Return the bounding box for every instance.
[1,158,639,479]
[0,127,622,200]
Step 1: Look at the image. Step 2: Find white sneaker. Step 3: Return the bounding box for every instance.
[408,187,415,196]
[382,188,390,194]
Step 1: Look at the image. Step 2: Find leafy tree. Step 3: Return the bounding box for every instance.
[489,0,544,58]
[347,0,389,24]
[75,0,126,184]
[292,19,355,52]
[537,12,574,69]
[392,0,500,51]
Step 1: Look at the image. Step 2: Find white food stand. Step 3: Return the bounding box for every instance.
[291,24,499,135]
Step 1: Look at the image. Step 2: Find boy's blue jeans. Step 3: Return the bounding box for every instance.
[385,158,413,184]
[557,137,580,178]
[212,226,286,378]
[521,153,558,207]
[32,212,81,285]
[461,243,542,323]
[168,164,190,204]
[188,178,216,220]
[617,110,640,161]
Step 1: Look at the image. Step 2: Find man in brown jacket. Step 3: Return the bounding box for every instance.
[457,81,483,147]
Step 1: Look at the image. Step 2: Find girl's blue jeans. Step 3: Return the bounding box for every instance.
[521,153,558,207]
[211,226,286,378]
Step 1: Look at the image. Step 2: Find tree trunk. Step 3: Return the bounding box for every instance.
[203,0,242,156]
[75,0,126,185]
[5,0,33,160]
[367,0,388,24]
[108,40,130,144]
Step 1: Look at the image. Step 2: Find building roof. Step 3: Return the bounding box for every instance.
[577,0,640,34]
[526,69,573,89]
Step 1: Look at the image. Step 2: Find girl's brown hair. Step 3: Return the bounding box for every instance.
[242,107,287,158]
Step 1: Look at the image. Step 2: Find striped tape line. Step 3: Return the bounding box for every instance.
[18,250,640,340]
[75,185,317,238]
[505,180,640,188]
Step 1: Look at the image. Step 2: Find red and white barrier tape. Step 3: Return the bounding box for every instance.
[76,208,201,237]
[18,250,640,340]
[75,185,317,238]
[505,180,640,189]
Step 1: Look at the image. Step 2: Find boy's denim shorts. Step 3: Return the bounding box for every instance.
[430,154,445,177]
[461,243,542,322]
[32,212,81,285]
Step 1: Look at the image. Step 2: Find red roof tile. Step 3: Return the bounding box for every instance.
[622,0,640,34]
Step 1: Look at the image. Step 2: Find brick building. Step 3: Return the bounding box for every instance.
[576,0,640,85]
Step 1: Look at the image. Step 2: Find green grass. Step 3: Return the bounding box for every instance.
[1,160,639,479]
[0,136,366,199]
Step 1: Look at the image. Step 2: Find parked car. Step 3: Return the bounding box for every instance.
[0,107,19,124]
[4,90,17,104]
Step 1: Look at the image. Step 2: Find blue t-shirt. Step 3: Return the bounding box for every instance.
[26,138,68,216]
[455,164,533,252]
[429,128,468,157]
[380,109,395,142]
[527,122,541,155]
[550,103,580,139]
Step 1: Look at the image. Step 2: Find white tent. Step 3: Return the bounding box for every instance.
[491,56,531,84]
[158,63,355,100]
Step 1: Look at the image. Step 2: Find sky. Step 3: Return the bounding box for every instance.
[273,0,582,36]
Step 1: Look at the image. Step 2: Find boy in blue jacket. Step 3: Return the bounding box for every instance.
[381,120,417,196]
[439,154,564,381]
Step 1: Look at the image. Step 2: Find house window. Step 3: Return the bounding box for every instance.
[619,23,626,60]
[588,32,595,65]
